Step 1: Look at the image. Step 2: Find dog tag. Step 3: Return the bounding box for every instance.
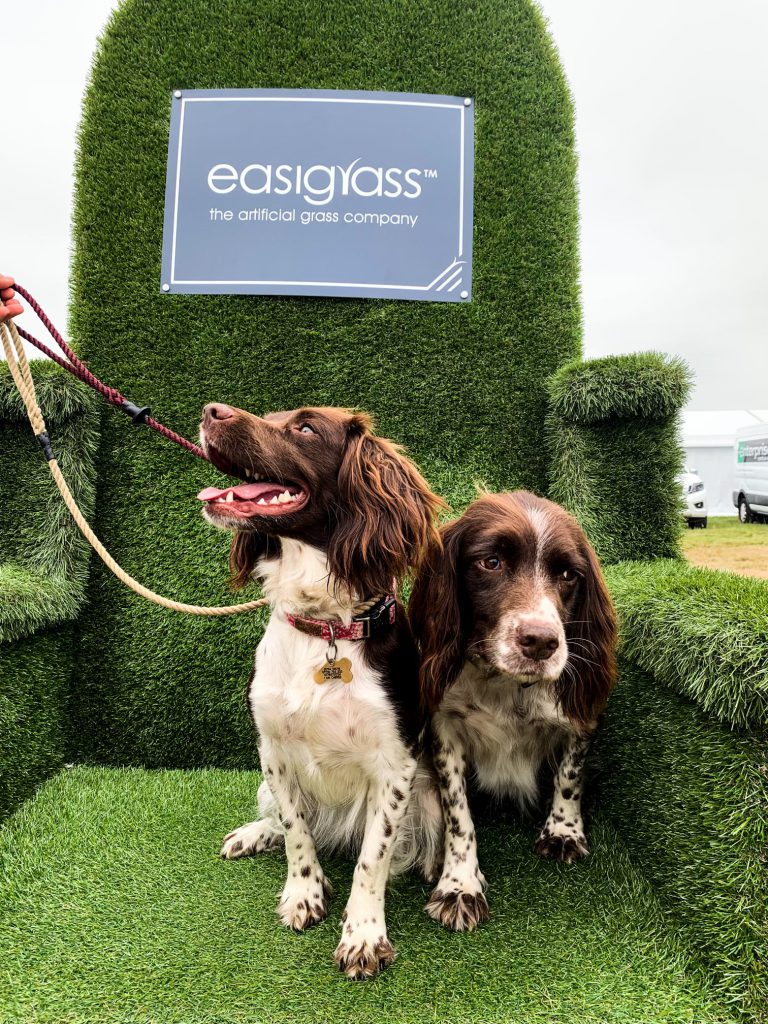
[313,657,353,685]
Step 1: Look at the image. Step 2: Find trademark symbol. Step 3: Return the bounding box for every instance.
[424,169,438,179]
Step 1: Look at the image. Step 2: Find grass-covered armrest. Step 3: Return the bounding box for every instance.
[606,559,768,728]
[0,362,99,819]
[0,565,83,646]
[596,560,768,1016]
[0,361,98,641]
[547,352,692,563]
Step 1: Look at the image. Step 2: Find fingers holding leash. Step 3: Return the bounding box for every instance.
[0,276,24,321]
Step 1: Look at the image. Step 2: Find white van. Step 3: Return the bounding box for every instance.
[733,424,768,523]
[678,468,708,527]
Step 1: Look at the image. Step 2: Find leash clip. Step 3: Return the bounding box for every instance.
[35,431,55,462]
[120,400,152,425]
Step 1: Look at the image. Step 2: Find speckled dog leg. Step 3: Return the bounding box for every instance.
[535,732,591,863]
[425,716,488,932]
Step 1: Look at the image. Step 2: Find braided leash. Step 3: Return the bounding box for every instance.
[1,305,269,616]
[12,283,207,459]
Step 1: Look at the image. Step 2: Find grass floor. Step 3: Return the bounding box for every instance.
[0,767,733,1024]
[682,517,768,578]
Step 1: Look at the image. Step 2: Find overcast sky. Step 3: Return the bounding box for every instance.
[2,1,766,409]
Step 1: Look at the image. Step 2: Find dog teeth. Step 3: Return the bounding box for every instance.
[277,490,292,503]
[257,498,267,505]
[225,491,235,502]
[269,495,281,505]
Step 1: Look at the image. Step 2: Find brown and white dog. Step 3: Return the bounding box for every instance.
[409,491,617,932]
[198,403,444,979]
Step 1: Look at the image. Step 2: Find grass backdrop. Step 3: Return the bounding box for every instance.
[68,0,581,766]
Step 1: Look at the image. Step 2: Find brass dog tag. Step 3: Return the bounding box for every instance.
[313,657,353,685]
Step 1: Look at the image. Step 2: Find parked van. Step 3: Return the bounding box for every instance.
[679,468,708,527]
[733,424,768,523]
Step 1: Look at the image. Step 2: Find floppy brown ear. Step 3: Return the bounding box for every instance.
[327,417,445,596]
[408,522,466,715]
[557,538,618,727]
[229,531,278,589]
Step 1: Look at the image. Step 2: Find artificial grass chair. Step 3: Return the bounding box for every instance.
[1,1,765,1021]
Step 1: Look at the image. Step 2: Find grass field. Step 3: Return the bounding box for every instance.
[682,516,768,578]
[0,766,734,1024]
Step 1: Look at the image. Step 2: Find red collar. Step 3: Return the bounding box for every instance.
[286,595,396,642]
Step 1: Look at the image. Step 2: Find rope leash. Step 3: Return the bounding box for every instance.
[1,307,269,616]
[12,283,207,459]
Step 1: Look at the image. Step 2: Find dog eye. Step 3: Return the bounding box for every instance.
[558,568,578,583]
[296,423,315,434]
[480,556,502,571]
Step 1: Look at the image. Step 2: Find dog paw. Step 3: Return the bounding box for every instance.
[425,886,490,931]
[535,829,589,863]
[278,874,330,931]
[220,820,283,859]
[334,932,396,980]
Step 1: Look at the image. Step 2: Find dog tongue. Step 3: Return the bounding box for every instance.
[197,481,285,502]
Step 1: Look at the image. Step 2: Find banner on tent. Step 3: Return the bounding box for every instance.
[738,438,768,463]
[160,88,474,302]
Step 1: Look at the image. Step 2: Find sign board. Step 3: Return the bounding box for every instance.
[738,438,768,463]
[161,89,474,302]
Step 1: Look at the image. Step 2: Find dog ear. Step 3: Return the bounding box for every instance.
[229,531,277,589]
[408,521,466,714]
[327,416,445,597]
[557,537,618,726]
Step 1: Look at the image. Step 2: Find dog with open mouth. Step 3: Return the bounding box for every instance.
[409,491,617,932]
[198,402,444,980]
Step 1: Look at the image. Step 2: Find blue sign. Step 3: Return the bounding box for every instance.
[161,89,474,302]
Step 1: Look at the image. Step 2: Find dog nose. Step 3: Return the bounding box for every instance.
[516,621,560,661]
[204,403,234,422]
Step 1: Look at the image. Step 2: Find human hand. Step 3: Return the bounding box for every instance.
[0,276,23,321]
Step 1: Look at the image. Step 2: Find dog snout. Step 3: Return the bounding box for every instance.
[515,620,560,661]
[203,403,235,424]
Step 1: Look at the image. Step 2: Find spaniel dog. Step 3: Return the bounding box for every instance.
[198,403,444,979]
[409,491,617,932]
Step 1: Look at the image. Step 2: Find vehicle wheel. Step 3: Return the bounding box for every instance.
[738,497,753,524]
[700,517,708,529]
[686,519,696,529]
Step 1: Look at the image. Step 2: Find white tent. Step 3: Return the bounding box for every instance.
[682,410,768,516]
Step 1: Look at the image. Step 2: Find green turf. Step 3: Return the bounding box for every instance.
[0,364,98,818]
[0,630,74,820]
[547,353,690,564]
[606,560,768,728]
[0,364,98,642]
[594,659,768,1018]
[67,0,581,766]
[0,766,735,1024]
[547,352,691,426]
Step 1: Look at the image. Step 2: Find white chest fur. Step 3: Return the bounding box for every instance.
[247,540,405,809]
[437,659,577,805]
